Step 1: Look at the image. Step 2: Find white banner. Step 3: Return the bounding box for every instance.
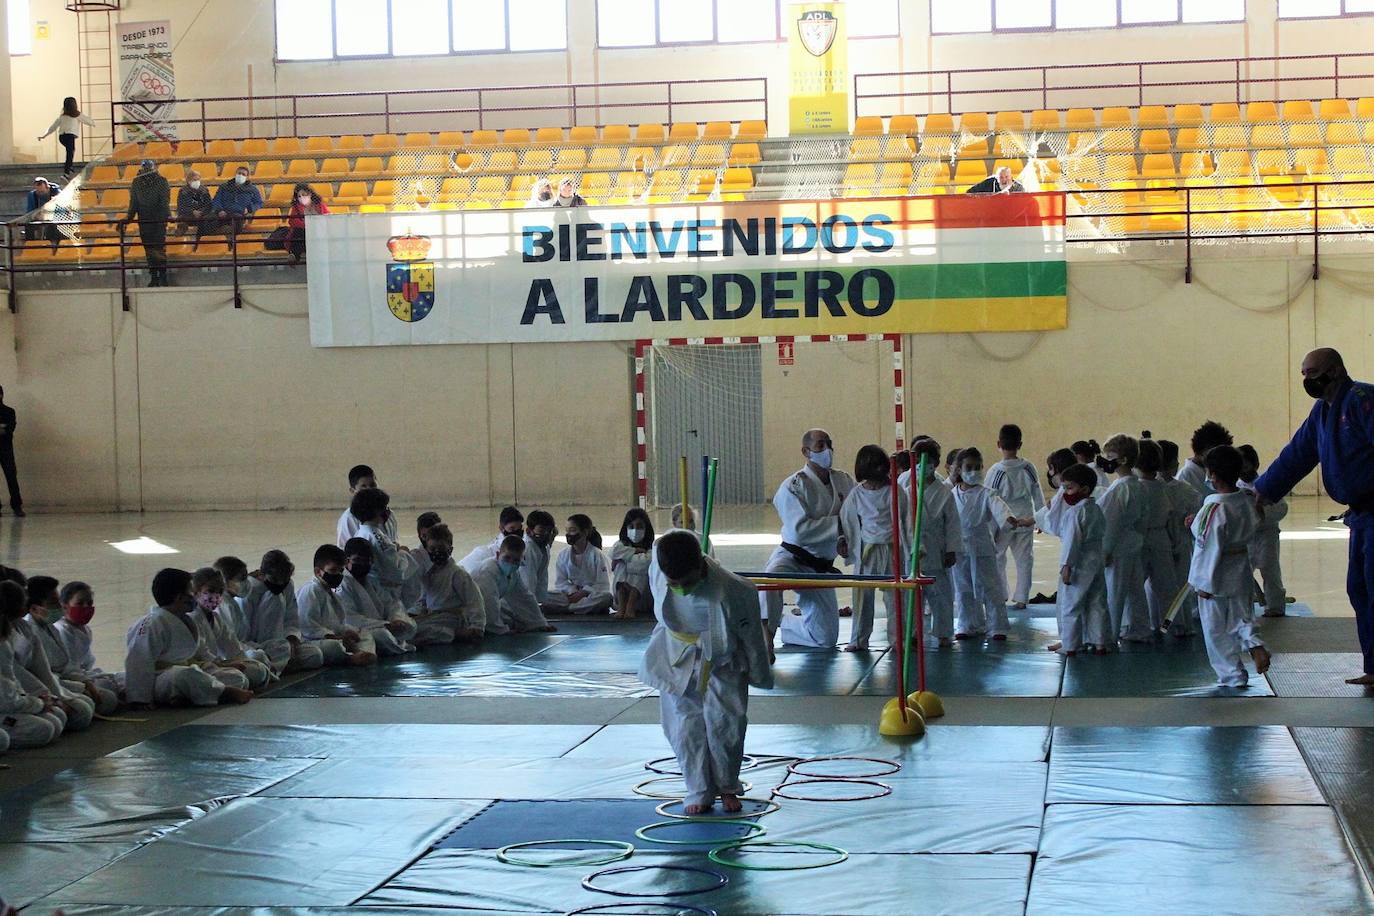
[306,197,1068,348]
[117,20,176,141]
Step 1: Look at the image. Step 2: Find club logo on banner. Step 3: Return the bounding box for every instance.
[797,9,838,56]
[384,233,435,323]
[788,2,847,134]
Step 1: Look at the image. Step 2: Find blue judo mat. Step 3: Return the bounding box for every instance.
[434,798,763,849]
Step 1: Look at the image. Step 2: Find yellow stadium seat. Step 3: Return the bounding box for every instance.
[588,147,623,170]
[352,156,385,177]
[475,176,507,198]
[269,138,302,155]
[1172,104,1203,127]
[923,113,955,134]
[1355,98,1374,118]
[1326,123,1360,145]
[1281,100,1314,121]
[117,164,142,183]
[692,145,726,167]
[469,130,498,146]
[1065,109,1096,129]
[953,160,986,183]
[333,181,368,206]
[436,131,465,147]
[1365,122,1374,144]
[728,142,761,166]
[252,160,284,181]
[1136,105,1169,128]
[219,161,249,181]
[669,122,700,141]
[635,123,665,142]
[285,158,316,180]
[241,138,269,157]
[367,180,397,203]
[1332,148,1370,174]
[853,116,883,136]
[850,138,880,161]
[371,134,400,150]
[263,183,292,207]
[1138,129,1170,153]
[1245,101,1278,122]
[171,140,204,160]
[110,143,141,161]
[99,188,130,209]
[305,136,333,153]
[1209,102,1241,123]
[555,148,587,170]
[887,114,917,135]
[338,135,367,151]
[722,167,753,191]
[206,139,237,158]
[487,149,517,171]
[187,161,216,183]
[660,144,691,166]
[534,127,563,145]
[920,133,953,157]
[1030,109,1061,131]
[1104,155,1138,179]
[1250,124,1285,149]
[139,141,172,160]
[1256,149,1290,176]
[1319,98,1351,120]
[994,110,1026,131]
[1140,153,1176,178]
[602,124,631,143]
[1211,123,1247,148]
[403,132,432,148]
[1295,148,1328,177]
[1178,153,1213,177]
[882,136,914,159]
[880,161,912,185]
[650,169,683,196]
[89,165,121,185]
[959,112,990,134]
[319,157,349,178]
[1215,151,1252,176]
[440,177,472,199]
[580,171,611,192]
[737,120,766,140]
[703,121,733,139]
[1288,123,1321,148]
[1102,130,1134,153]
[518,148,554,171]
[616,171,648,195]
[1100,106,1131,127]
[563,126,594,144]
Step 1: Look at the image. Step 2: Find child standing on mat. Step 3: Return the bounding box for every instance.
[639,530,773,815]
[899,438,962,648]
[1037,464,1110,655]
[987,424,1045,610]
[1238,444,1289,618]
[952,448,1034,641]
[1188,445,1272,687]
[839,444,911,652]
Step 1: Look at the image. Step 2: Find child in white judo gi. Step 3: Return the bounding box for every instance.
[125,568,254,709]
[297,545,379,667]
[337,538,417,655]
[0,580,63,749]
[898,438,962,648]
[1158,440,1204,637]
[1136,439,1181,634]
[1188,445,1271,687]
[212,556,283,672]
[987,424,1045,610]
[759,429,857,649]
[522,510,558,605]
[471,536,557,635]
[188,568,272,690]
[25,576,118,715]
[1179,420,1233,498]
[1238,444,1289,618]
[839,444,911,651]
[546,514,614,615]
[1098,434,1150,646]
[610,508,655,620]
[1036,464,1109,655]
[52,581,124,707]
[335,464,398,548]
[1072,440,1110,490]
[459,506,525,573]
[413,524,487,643]
[242,550,324,673]
[639,530,773,814]
[952,447,1034,641]
[351,488,418,614]
[8,584,94,732]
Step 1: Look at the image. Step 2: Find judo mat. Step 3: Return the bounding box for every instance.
[1263,653,1374,697]
[434,798,765,848]
[1294,728,1374,870]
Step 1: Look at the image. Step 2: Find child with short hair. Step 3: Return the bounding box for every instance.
[1136,439,1181,634]
[1158,440,1203,636]
[25,576,119,714]
[610,508,656,620]
[522,509,558,603]
[460,506,525,572]
[546,514,614,615]
[1179,420,1234,497]
[952,447,1034,640]
[1072,439,1108,490]
[336,464,396,547]
[336,538,417,654]
[125,568,254,709]
[8,577,94,732]
[839,444,911,651]
[242,550,325,672]
[52,581,124,706]
[413,524,487,643]
[470,535,557,634]
[352,488,415,611]
[1238,444,1289,618]
[0,580,63,749]
[213,556,280,670]
[987,424,1046,610]
[1189,445,1271,687]
[940,447,960,486]
[899,437,962,647]
[398,511,442,612]
[297,545,379,666]
[1037,463,1109,655]
[189,568,272,690]
[1098,434,1151,645]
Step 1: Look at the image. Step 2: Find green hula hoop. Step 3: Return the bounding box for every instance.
[634,818,766,846]
[496,839,635,868]
[708,839,849,871]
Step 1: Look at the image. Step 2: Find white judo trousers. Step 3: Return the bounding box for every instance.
[659,658,750,810]
[849,543,899,647]
[954,553,1008,637]
[0,640,64,747]
[1199,595,1262,687]
[923,567,956,640]
[761,548,840,648]
[996,526,1035,606]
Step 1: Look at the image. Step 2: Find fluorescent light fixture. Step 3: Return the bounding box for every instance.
[108,536,179,555]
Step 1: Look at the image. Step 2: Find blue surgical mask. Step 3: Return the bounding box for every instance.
[808,448,833,470]
[498,560,520,575]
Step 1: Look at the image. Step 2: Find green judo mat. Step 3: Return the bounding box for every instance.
[1060,636,1275,697]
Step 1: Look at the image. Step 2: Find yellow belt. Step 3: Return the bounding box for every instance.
[669,629,711,693]
[154,659,195,672]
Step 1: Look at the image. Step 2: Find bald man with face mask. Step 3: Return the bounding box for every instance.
[1254,348,1374,685]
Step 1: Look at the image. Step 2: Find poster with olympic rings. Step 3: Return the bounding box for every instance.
[118,20,177,142]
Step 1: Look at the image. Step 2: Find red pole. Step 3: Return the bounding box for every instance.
[909,449,927,693]
[889,455,906,720]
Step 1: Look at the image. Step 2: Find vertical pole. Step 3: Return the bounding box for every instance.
[118,222,129,311]
[1312,181,1320,280]
[1041,68,1048,111]
[910,453,928,693]
[6,225,16,314]
[679,455,693,529]
[1334,55,1341,99]
[231,227,242,308]
[1137,63,1144,107]
[477,88,484,130]
[702,457,719,553]
[667,82,674,128]
[1184,186,1193,284]
[889,455,906,721]
[700,455,710,534]
[384,93,391,135]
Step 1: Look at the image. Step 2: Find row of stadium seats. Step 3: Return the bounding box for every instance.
[106,121,770,162]
[852,98,1374,136]
[83,143,765,190]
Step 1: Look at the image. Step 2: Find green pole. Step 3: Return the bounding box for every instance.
[702,457,720,553]
[902,454,928,692]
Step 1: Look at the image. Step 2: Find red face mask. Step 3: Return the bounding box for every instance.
[1063,490,1089,506]
[65,604,95,627]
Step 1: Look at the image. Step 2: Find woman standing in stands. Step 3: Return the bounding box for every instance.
[37,97,96,178]
[286,183,329,265]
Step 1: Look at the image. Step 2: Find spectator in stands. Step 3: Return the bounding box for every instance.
[0,386,23,517]
[211,166,263,241]
[176,169,214,248]
[554,178,586,208]
[286,183,329,265]
[526,178,555,208]
[123,160,171,287]
[966,166,1024,195]
[23,178,63,250]
[37,97,95,178]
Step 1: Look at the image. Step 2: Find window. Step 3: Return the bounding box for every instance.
[275,0,568,60]
[8,0,30,56]
[1279,0,1373,15]
[931,0,1241,31]
[595,0,898,46]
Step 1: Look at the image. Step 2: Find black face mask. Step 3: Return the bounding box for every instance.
[321,571,344,589]
[264,578,289,595]
[428,549,450,565]
[1096,455,1119,474]
[1303,374,1333,399]
[1047,471,1059,489]
[349,563,371,581]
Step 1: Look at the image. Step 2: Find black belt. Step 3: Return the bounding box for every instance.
[780,542,840,575]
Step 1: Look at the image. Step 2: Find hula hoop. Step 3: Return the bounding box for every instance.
[495,839,634,868]
[771,778,892,802]
[655,797,780,819]
[582,864,728,898]
[708,839,850,871]
[634,818,766,846]
[564,904,717,916]
[645,754,756,776]
[787,755,902,779]
[632,776,752,800]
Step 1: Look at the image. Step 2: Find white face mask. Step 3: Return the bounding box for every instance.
[189,179,201,190]
[235,174,247,185]
[808,447,833,470]
[627,526,645,544]
[963,469,983,485]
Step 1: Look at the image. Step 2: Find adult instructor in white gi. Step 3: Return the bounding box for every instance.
[759,428,855,648]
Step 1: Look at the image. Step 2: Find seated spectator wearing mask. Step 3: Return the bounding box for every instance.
[526,178,554,208]
[23,178,63,250]
[554,178,586,208]
[177,169,214,247]
[286,183,329,265]
[966,166,1024,195]
[211,166,263,240]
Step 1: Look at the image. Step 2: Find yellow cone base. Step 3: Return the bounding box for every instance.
[908,690,945,719]
[879,703,926,736]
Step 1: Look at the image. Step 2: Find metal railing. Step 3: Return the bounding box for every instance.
[855,52,1374,117]
[109,77,770,145]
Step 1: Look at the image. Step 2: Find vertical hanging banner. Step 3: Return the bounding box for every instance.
[788,1,848,135]
[117,20,176,141]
